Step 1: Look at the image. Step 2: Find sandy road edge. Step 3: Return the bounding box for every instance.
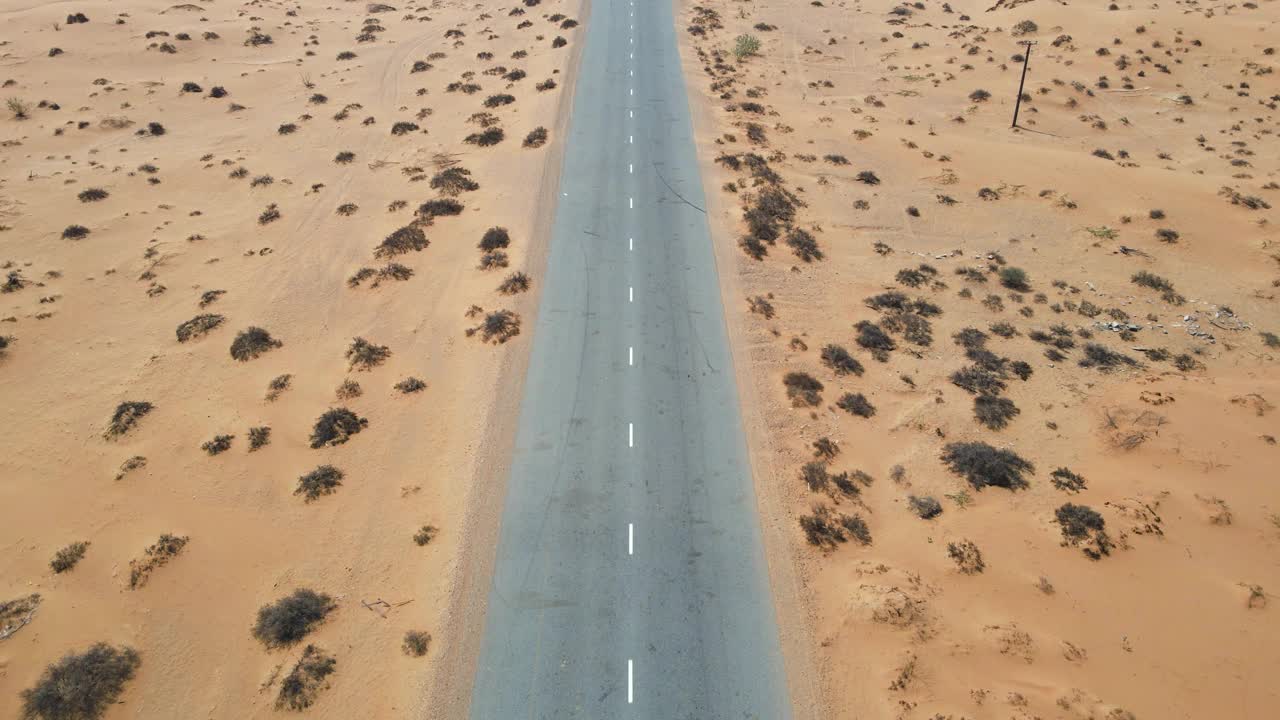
[420,1,594,716]
[671,1,829,716]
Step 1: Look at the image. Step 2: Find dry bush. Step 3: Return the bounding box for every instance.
[467,309,521,343]
[908,496,942,519]
[799,505,871,550]
[836,392,876,418]
[413,525,438,546]
[375,225,429,258]
[498,272,531,294]
[465,127,505,146]
[128,534,189,589]
[1056,503,1113,559]
[252,589,336,648]
[50,541,89,574]
[974,395,1020,430]
[77,188,109,202]
[336,379,362,400]
[947,540,985,573]
[230,327,282,361]
[20,643,140,720]
[346,337,391,371]
[782,371,823,407]
[1050,467,1086,493]
[276,645,336,711]
[61,225,90,240]
[417,198,464,219]
[430,166,479,195]
[296,465,344,500]
[479,227,511,251]
[523,126,548,148]
[265,374,292,401]
[395,377,427,394]
[103,401,153,440]
[940,442,1033,490]
[175,314,225,342]
[402,631,431,657]
[308,409,367,448]
[201,434,234,455]
[249,426,271,451]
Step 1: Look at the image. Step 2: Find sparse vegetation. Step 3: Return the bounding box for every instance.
[1050,467,1086,493]
[230,327,282,361]
[249,426,271,451]
[467,309,521,343]
[733,34,761,60]
[1055,503,1113,559]
[20,644,140,720]
[908,495,942,519]
[309,409,367,449]
[276,645,336,711]
[523,126,548,148]
[77,188,109,202]
[413,525,438,546]
[128,533,189,589]
[820,344,864,376]
[175,314,224,342]
[104,401,154,440]
[836,392,876,418]
[947,539,985,574]
[940,442,1033,490]
[974,394,1019,430]
[403,631,431,657]
[375,225,429,258]
[201,434,234,455]
[296,465,344,500]
[346,337,391,371]
[782,371,823,407]
[252,589,336,648]
[50,541,89,574]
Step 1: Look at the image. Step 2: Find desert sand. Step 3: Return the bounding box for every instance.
[0,0,583,717]
[678,0,1280,718]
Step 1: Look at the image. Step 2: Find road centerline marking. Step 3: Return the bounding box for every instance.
[628,523,634,555]
[627,659,634,704]
[628,422,634,448]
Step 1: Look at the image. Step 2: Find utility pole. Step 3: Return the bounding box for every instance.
[1011,40,1036,129]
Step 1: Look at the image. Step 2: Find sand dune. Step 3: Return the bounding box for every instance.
[678,0,1280,717]
[0,0,582,717]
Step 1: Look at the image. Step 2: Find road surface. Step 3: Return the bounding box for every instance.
[467,0,792,716]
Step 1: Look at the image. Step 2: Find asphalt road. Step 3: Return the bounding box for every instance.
[467,0,792,717]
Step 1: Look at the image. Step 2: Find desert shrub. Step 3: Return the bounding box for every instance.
[853,320,895,361]
[395,377,427,394]
[952,327,988,351]
[180,81,202,93]
[336,203,358,216]
[1078,342,1139,371]
[881,310,933,347]
[969,88,991,102]
[245,30,273,46]
[479,251,509,270]
[346,337,390,371]
[265,374,292,401]
[412,525,438,546]
[799,505,866,550]
[128,534,188,589]
[974,395,1019,430]
[465,127,505,146]
[785,227,822,262]
[296,465,344,500]
[201,434,234,455]
[430,166,479,195]
[252,589,336,648]
[733,33,761,59]
[1055,503,1112,559]
[175,313,224,342]
[1156,228,1180,243]
[836,393,876,418]
[309,409,367,448]
[940,441,1033,490]
[483,93,515,108]
[19,643,140,720]
[402,631,431,657]
[855,170,880,185]
[276,645,336,711]
[812,437,839,460]
[1131,271,1184,303]
[552,36,567,48]
[947,540,985,573]
[523,126,548,148]
[375,225,429,258]
[249,426,271,451]
[1260,331,1280,349]
[799,461,832,492]
[258,203,281,224]
[479,227,511,251]
[468,310,521,343]
[337,50,357,60]
[1012,19,1038,35]
[277,123,298,135]
[391,121,419,135]
[335,379,362,400]
[230,327,282,361]
[418,198,464,219]
[1050,467,1086,493]
[77,188,109,202]
[782,372,823,407]
[820,344,864,376]
[62,225,90,240]
[104,401,154,440]
[989,321,1017,338]
[908,495,942,519]
[999,266,1029,291]
[50,541,89,574]
[146,121,165,136]
[209,86,227,98]
[498,272,531,294]
[335,151,355,164]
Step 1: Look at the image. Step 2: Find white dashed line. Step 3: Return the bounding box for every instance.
[629,197,634,209]
[629,236,633,251]
[629,135,633,144]
[628,422,634,448]
[629,286,633,302]
[629,163,633,174]
[629,109,634,118]
[629,346,634,365]
[628,523,634,554]
[627,659,634,703]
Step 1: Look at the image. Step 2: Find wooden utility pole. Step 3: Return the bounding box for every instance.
[1011,40,1037,128]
